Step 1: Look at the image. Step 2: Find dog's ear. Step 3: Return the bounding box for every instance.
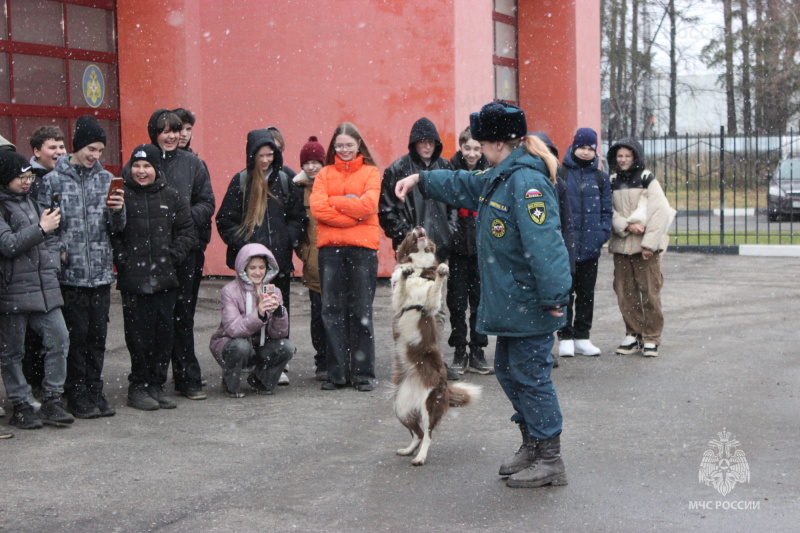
[395,235,411,264]
[427,240,437,256]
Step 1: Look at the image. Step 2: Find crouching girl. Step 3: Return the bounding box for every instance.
[210,243,294,398]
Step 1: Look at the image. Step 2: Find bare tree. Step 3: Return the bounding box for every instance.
[739,0,753,134]
[723,0,738,133]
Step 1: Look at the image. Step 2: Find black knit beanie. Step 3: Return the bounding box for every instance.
[0,151,32,186]
[73,115,106,152]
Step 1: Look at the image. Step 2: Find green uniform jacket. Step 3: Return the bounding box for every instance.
[421,146,571,337]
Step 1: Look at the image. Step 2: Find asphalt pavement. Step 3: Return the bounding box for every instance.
[1,251,798,532]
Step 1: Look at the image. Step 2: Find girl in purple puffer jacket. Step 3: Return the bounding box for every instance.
[209,243,295,398]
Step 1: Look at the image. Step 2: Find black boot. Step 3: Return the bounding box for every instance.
[506,435,568,488]
[498,422,535,476]
[467,347,494,375]
[452,346,468,374]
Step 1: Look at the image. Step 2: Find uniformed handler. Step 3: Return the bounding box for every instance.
[394,101,572,488]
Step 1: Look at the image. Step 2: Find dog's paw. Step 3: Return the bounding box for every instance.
[396,447,414,456]
[402,266,415,277]
[437,263,449,277]
[411,456,426,466]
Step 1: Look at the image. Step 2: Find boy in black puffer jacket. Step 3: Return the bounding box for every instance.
[113,145,197,411]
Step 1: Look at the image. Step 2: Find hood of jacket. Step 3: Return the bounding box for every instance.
[408,117,443,167]
[531,131,559,160]
[234,243,279,288]
[245,129,283,172]
[607,137,645,173]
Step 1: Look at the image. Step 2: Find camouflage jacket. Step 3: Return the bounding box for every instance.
[38,155,126,287]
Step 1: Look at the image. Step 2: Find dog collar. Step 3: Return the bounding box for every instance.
[400,304,425,316]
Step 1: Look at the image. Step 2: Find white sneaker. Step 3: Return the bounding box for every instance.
[278,372,290,386]
[558,339,575,357]
[574,339,601,356]
[642,343,659,357]
[615,335,642,355]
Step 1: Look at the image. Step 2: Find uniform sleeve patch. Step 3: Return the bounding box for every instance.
[528,202,546,225]
[525,188,543,199]
[490,218,506,237]
[489,201,509,212]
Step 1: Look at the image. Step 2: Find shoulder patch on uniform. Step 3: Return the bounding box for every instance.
[490,218,506,238]
[489,201,508,212]
[528,202,546,225]
[525,188,542,199]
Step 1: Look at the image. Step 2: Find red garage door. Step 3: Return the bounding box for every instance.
[0,0,121,173]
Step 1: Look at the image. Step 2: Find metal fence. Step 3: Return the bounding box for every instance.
[603,129,800,249]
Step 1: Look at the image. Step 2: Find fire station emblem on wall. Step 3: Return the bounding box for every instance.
[83,65,105,108]
[699,428,750,496]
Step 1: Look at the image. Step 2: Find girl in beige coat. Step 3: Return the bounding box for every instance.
[607,138,674,357]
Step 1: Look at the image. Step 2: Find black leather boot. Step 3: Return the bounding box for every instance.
[498,422,535,476]
[506,434,568,488]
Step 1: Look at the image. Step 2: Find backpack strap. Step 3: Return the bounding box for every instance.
[641,170,654,189]
[556,166,567,182]
[594,169,604,193]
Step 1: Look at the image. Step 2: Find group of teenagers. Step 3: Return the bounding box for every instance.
[0,101,671,490]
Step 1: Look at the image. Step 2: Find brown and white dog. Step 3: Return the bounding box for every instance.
[390,226,481,466]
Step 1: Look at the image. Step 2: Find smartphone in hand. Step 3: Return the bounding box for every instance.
[106,177,123,206]
[50,192,62,212]
[261,284,276,299]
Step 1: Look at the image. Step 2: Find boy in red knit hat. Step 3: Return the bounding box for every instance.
[293,136,327,380]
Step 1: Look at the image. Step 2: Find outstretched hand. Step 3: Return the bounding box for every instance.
[395,173,420,202]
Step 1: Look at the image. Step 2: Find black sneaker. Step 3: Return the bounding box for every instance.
[10,403,43,430]
[88,391,116,417]
[0,426,12,439]
[247,373,274,395]
[148,385,177,409]
[445,364,461,381]
[467,348,495,375]
[178,388,207,401]
[452,347,468,374]
[67,392,101,419]
[127,384,159,411]
[39,398,75,426]
[354,382,375,392]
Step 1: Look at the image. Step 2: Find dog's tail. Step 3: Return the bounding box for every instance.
[448,383,482,407]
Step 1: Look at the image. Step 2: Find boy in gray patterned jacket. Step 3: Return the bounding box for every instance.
[38,116,125,418]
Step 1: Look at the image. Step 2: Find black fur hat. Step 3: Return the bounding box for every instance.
[469,102,528,142]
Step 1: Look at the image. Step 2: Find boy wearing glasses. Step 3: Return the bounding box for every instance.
[38,116,125,419]
[0,151,73,430]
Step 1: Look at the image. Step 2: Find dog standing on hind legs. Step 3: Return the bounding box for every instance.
[390,227,481,466]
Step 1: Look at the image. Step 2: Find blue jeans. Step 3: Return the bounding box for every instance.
[494,334,562,441]
[0,309,69,405]
[318,246,378,385]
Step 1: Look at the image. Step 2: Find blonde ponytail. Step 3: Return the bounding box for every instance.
[524,135,558,184]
